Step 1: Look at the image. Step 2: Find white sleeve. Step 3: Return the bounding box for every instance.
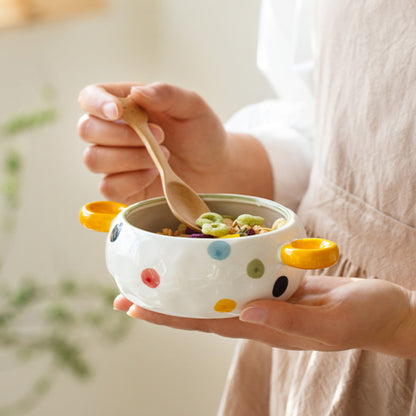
[224,0,314,211]
[225,99,314,211]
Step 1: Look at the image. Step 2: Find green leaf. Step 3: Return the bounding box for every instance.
[10,280,39,308]
[44,304,74,326]
[49,335,90,379]
[0,310,15,327]
[1,176,19,206]
[99,286,119,306]
[59,279,77,295]
[33,376,52,395]
[2,108,57,136]
[4,149,22,175]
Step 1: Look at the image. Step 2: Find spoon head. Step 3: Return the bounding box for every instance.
[164,181,210,231]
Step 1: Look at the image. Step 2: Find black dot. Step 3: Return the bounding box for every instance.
[110,223,123,242]
[272,276,288,298]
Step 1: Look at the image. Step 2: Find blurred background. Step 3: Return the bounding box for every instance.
[0,0,273,415]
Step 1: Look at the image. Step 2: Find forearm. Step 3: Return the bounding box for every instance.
[224,99,314,210]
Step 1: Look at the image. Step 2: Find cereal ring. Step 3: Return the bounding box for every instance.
[272,218,287,230]
[235,214,264,227]
[196,212,224,227]
[202,222,229,237]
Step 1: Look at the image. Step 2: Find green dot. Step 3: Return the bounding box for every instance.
[246,258,265,279]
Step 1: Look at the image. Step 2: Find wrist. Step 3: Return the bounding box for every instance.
[219,132,273,199]
[402,290,416,358]
[385,289,416,359]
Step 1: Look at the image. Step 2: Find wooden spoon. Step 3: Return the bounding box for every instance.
[119,96,210,231]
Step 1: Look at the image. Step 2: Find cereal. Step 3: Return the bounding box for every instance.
[202,222,230,237]
[158,212,287,238]
[174,223,188,236]
[160,227,173,236]
[272,218,287,230]
[223,217,234,228]
[252,225,271,234]
[234,214,264,227]
[196,212,224,227]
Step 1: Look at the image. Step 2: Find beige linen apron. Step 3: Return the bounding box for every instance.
[219,1,416,415]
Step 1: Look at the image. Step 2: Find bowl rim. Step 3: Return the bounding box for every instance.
[116,193,297,240]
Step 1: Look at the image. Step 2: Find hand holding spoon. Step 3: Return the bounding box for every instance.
[119,96,210,230]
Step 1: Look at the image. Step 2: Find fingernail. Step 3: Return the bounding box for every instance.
[103,102,119,120]
[126,304,138,318]
[131,85,157,98]
[240,307,266,323]
[160,145,170,159]
[113,294,125,311]
[148,123,164,143]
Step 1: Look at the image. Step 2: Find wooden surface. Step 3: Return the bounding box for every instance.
[0,0,106,28]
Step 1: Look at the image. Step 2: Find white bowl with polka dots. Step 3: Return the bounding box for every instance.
[80,194,339,318]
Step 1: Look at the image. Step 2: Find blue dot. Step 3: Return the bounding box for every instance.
[110,223,123,242]
[207,241,231,260]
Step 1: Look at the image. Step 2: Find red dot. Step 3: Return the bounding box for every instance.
[141,268,160,288]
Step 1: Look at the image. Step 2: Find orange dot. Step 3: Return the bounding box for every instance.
[214,298,237,313]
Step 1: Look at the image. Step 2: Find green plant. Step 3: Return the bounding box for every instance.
[1,88,57,233]
[0,89,131,416]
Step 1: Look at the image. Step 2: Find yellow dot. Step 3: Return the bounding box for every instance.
[214,298,237,313]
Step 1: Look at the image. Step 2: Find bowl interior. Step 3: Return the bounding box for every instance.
[122,194,292,233]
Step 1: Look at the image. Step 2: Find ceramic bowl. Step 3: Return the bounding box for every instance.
[80,194,338,318]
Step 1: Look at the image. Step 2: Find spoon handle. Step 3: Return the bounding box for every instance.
[119,96,172,179]
[119,96,210,230]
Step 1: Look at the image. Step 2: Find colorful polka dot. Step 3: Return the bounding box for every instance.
[141,268,160,288]
[214,298,237,313]
[207,240,231,260]
[246,258,265,279]
[110,223,123,242]
[272,275,288,297]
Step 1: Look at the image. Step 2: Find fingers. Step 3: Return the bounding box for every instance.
[122,303,335,350]
[78,82,211,123]
[239,299,340,347]
[288,274,352,305]
[130,82,211,120]
[126,304,227,332]
[78,82,141,120]
[78,114,165,146]
[99,170,160,201]
[83,144,170,174]
[125,304,266,341]
[113,294,133,311]
[83,146,151,173]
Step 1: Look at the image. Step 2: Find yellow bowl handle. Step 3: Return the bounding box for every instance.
[280,238,339,270]
[79,201,127,232]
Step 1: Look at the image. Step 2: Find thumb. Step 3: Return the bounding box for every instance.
[130,82,210,120]
[239,299,338,342]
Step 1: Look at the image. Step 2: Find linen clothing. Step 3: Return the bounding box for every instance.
[220,0,416,415]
